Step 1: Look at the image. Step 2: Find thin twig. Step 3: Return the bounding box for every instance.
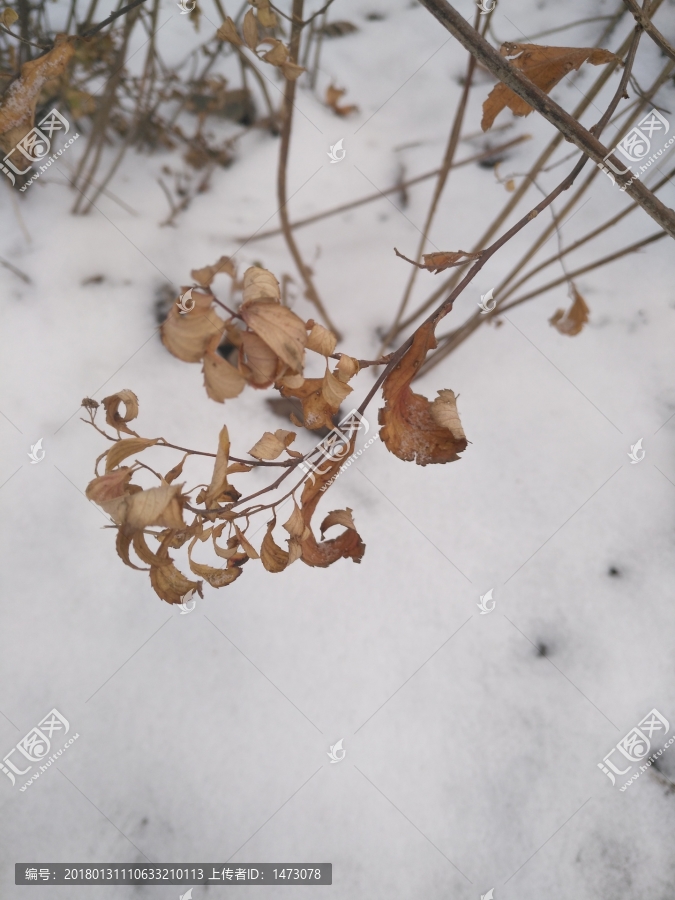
[622,0,675,62]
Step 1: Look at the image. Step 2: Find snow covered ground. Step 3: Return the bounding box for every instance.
[1,0,675,897]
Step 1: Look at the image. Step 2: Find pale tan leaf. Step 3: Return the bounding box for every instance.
[320,507,356,536]
[102,389,140,436]
[99,483,186,533]
[104,437,159,473]
[248,429,295,461]
[203,350,247,402]
[430,390,466,443]
[227,462,252,474]
[240,301,307,372]
[216,16,243,45]
[322,368,352,407]
[188,535,243,586]
[86,468,134,503]
[278,372,305,389]
[205,425,241,506]
[261,39,288,66]
[287,537,303,564]
[242,8,259,49]
[239,331,279,388]
[242,266,280,302]
[2,8,18,27]
[260,519,289,572]
[234,523,260,559]
[280,62,305,81]
[307,322,337,356]
[116,530,147,571]
[336,354,360,382]
[161,291,225,363]
[325,83,358,116]
[283,501,306,539]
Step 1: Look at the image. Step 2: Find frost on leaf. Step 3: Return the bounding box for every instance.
[161,289,225,363]
[0,35,76,154]
[378,321,467,466]
[549,285,589,336]
[482,43,618,131]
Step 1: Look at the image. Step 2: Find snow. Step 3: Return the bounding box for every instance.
[1,0,675,896]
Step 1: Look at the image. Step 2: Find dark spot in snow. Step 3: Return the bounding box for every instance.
[365,12,385,20]
[154,283,176,324]
[608,566,621,577]
[82,274,105,285]
[535,641,549,657]
[478,156,505,169]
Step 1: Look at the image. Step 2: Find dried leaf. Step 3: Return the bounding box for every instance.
[287,538,303,564]
[188,535,243,586]
[97,483,186,533]
[0,35,77,155]
[307,322,337,356]
[116,530,147,571]
[482,43,619,131]
[260,519,289,573]
[227,462,252,474]
[239,331,280,388]
[216,16,243,45]
[298,462,365,567]
[422,250,481,273]
[322,367,352,407]
[325,84,359,117]
[242,266,280,302]
[249,428,296,460]
[104,437,159,473]
[2,8,18,27]
[132,531,173,568]
[257,5,277,27]
[86,468,134,504]
[233,523,260,559]
[549,286,589,336]
[430,390,466,442]
[336,354,360,382]
[280,62,305,81]
[102,390,140,436]
[191,256,235,286]
[320,507,356,536]
[278,372,305,389]
[165,453,189,484]
[282,502,311,542]
[261,39,288,66]
[150,560,202,604]
[240,301,307,372]
[205,426,241,507]
[378,321,468,466]
[242,8,259,49]
[203,346,247,402]
[161,290,225,363]
[279,377,338,431]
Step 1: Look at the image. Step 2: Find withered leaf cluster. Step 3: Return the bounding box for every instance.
[216,1,304,81]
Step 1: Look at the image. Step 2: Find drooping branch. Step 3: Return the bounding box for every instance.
[418,0,675,238]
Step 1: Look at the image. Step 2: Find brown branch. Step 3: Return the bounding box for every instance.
[418,0,675,237]
[81,0,152,37]
[276,0,341,336]
[622,0,675,62]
